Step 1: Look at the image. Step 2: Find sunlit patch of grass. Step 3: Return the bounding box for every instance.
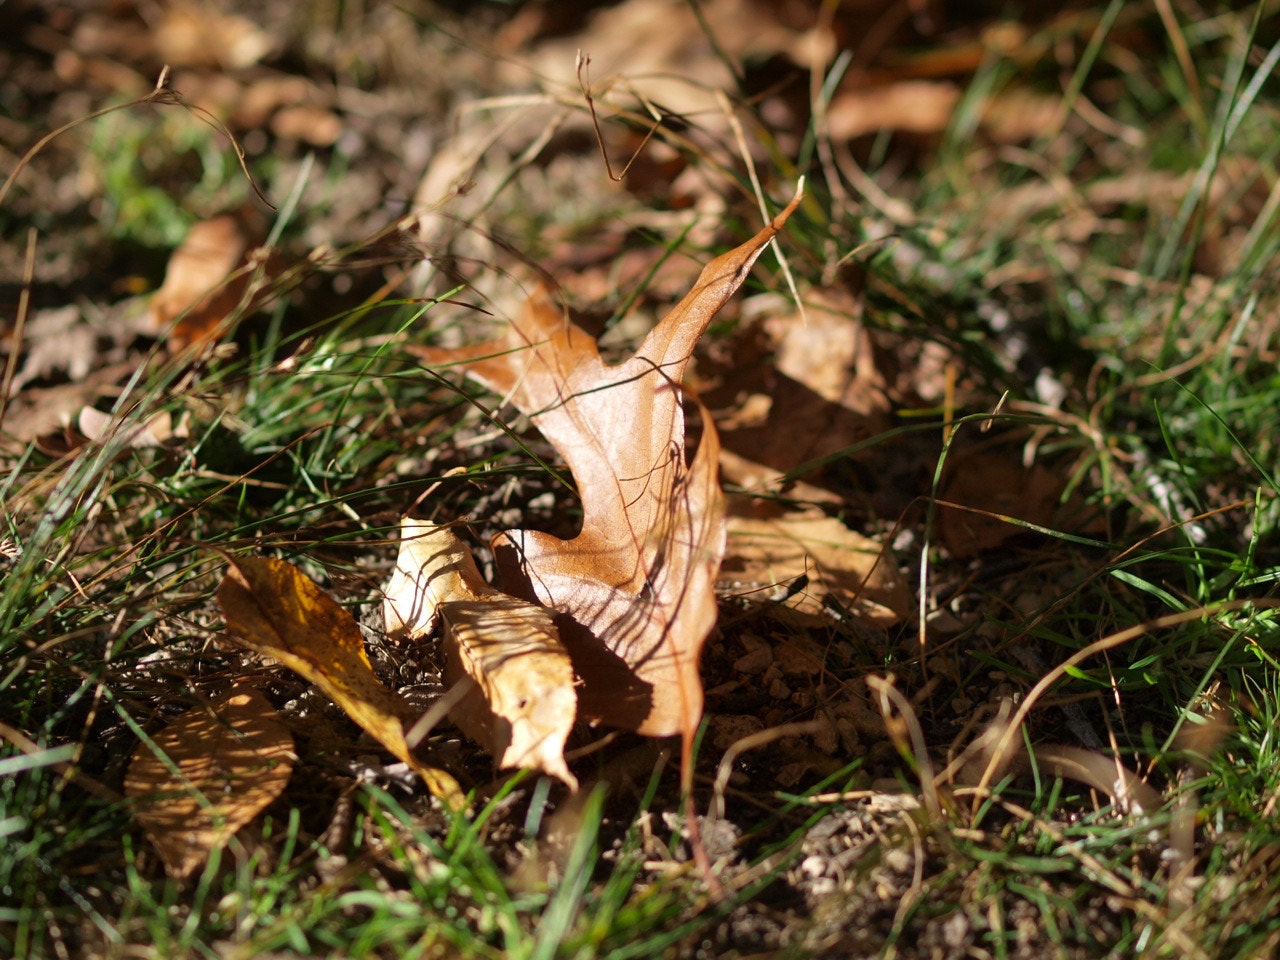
[86,107,250,249]
[753,3,1280,957]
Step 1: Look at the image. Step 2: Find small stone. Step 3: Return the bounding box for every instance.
[774,762,811,787]
[807,876,836,898]
[708,714,765,751]
[700,817,741,861]
[801,855,827,882]
[883,847,912,873]
[806,814,845,842]
[775,639,823,676]
[732,633,773,674]
[942,911,969,947]
[809,714,839,754]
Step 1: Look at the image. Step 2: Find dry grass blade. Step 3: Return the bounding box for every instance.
[971,602,1279,818]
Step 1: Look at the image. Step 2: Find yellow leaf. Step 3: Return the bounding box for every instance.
[385,519,578,789]
[216,556,464,808]
[125,684,294,879]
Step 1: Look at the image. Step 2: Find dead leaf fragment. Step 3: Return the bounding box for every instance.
[826,81,961,140]
[721,505,911,625]
[148,213,271,350]
[125,685,294,878]
[384,519,578,788]
[710,289,890,494]
[216,556,464,808]
[937,443,1070,557]
[0,361,137,449]
[9,306,96,391]
[413,191,801,738]
[153,3,272,70]
[77,407,178,448]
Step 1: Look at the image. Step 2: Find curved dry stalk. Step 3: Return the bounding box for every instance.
[971,600,1278,820]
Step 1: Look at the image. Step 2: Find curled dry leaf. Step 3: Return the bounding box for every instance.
[216,556,464,808]
[412,191,801,738]
[384,518,578,789]
[125,684,294,878]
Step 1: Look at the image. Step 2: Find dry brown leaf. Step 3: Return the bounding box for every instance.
[936,443,1068,557]
[826,81,962,140]
[709,289,890,495]
[826,79,1065,145]
[384,518,578,788]
[9,306,96,391]
[148,212,272,351]
[720,505,911,626]
[216,556,464,808]
[413,192,801,738]
[125,684,294,878]
[511,0,801,136]
[152,3,272,70]
[0,361,138,450]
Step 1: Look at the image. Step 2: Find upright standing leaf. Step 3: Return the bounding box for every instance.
[412,192,801,738]
[216,556,464,808]
[384,518,578,788]
[125,684,294,878]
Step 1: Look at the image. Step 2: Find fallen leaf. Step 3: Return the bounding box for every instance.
[413,190,801,738]
[147,212,271,351]
[720,504,911,626]
[216,556,464,808]
[826,80,962,140]
[272,105,343,147]
[936,441,1072,557]
[125,684,294,878]
[77,407,178,448]
[384,518,578,788]
[510,0,801,137]
[9,306,96,391]
[0,361,138,450]
[706,289,891,495]
[152,2,272,70]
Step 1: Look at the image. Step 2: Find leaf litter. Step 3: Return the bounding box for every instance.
[216,555,465,808]
[411,188,803,742]
[7,2,1253,955]
[125,684,294,878]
